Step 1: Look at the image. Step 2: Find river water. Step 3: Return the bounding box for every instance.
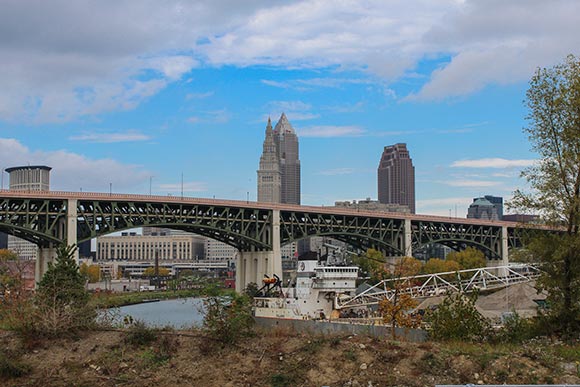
[113,298,205,328]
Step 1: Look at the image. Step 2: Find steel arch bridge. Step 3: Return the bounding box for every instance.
[0,190,544,287]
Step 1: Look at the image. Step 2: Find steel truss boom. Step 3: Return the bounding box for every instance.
[335,264,540,310]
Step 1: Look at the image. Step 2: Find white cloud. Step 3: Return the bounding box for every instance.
[0,138,150,191]
[451,158,535,168]
[2,0,580,121]
[298,125,366,138]
[69,130,151,143]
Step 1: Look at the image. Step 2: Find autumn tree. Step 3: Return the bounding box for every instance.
[0,249,21,295]
[378,256,422,339]
[80,263,101,283]
[511,54,580,336]
[446,247,486,270]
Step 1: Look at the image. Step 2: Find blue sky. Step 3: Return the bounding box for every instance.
[1,0,579,216]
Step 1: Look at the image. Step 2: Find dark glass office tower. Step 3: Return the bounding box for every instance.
[378,143,415,213]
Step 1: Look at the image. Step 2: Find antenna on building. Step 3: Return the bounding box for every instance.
[181,172,184,199]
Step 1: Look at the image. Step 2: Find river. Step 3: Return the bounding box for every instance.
[111,297,205,328]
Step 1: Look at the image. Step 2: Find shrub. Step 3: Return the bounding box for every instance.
[427,292,491,342]
[123,320,158,347]
[201,285,254,350]
[494,312,538,343]
[6,244,96,341]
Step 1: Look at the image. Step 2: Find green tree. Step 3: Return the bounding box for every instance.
[422,258,460,275]
[511,54,580,336]
[34,244,95,336]
[352,249,386,283]
[142,267,171,277]
[427,292,491,342]
[446,247,486,270]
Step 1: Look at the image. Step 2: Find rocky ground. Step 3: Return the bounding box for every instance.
[1,327,579,387]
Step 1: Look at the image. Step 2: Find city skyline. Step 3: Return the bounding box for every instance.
[1,1,580,217]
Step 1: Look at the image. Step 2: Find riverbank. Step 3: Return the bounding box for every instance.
[1,328,580,386]
[90,288,213,308]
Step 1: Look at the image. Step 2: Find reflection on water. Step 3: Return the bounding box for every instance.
[113,297,205,328]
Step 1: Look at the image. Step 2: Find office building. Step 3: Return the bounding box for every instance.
[96,233,205,262]
[5,165,52,260]
[257,117,282,203]
[478,195,503,219]
[257,113,301,204]
[378,143,415,214]
[5,165,51,191]
[467,198,500,220]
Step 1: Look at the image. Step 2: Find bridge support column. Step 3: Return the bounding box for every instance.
[487,226,510,277]
[497,226,510,277]
[35,199,79,285]
[404,218,413,257]
[235,210,282,292]
[35,246,56,284]
[67,199,79,263]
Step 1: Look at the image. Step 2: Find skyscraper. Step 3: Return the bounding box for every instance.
[274,113,301,205]
[257,118,282,203]
[377,143,415,213]
[257,113,301,204]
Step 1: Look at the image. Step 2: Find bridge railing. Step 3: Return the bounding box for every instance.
[335,264,541,309]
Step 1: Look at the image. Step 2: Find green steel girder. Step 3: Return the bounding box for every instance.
[0,198,67,247]
[0,193,537,258]
[76,200,272,251]
[411,220,503,259]
[280,211,406,255]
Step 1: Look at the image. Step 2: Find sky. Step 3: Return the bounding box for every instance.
[1,0,579,217]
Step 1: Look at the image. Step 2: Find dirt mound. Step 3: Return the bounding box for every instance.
[1,328,579,387]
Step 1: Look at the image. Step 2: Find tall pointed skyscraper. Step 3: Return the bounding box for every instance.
[274,113,301,205]
[257,113,301,204]
[257,118,282,203]
[378,143,415,213]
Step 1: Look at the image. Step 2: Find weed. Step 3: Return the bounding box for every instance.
[343,349,357,361]
[0,351,31,378]
[123,320,158,346]
[301,338,325,354]
[553,344,580,362]
[269,373,295,387]
[416,352,446,374]
[329,336,342,347]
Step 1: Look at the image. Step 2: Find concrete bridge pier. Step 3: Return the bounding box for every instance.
[236,249,282,292]
[35,199,79,284]
[486,226,510,277]
[235,210,282,292]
